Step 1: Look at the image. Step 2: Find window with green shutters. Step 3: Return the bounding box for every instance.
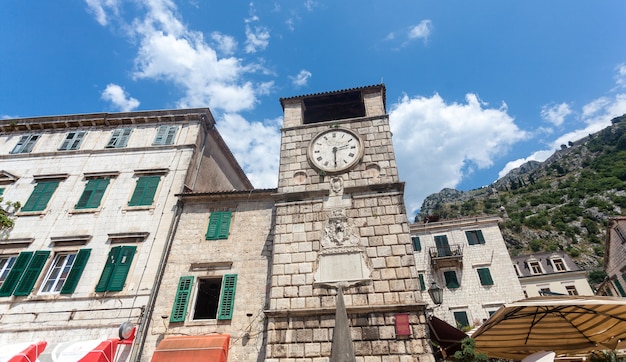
[444,270,460,289]
[466,230,486,245]
[411,236,421,251]
[59,131,87,150]
[76,178,110,209]
[95,246,136,292]
[0,255,17,288]
[13,251,50,296]
[106,128,132,148]
[434,235,452,256]
[60,249,91,294]
[615,279,626,297]
[11,134,40,154]
[477,267,494,286]
[206,211,232,240]
[453,311,470,329]
[35,249,90,295]
[0,252,33,297]
[418,273,426,291]
[128,176,161,206]
[22,180,60,212]
[153,126,179,145]
[171,276,194,322]
[217,274,237,320]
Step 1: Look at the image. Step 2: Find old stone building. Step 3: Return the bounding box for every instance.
[0,109,251,359]
[265,85,434,361]
[600,217,626,297]
[410,216,525,330]
[511,251,594,297]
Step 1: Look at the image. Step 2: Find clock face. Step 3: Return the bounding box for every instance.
[308,129,363,173]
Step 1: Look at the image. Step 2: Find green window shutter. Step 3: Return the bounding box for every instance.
[444,270,459,289]
[477,268,494,286]
[106,246,136,292]
[95,247,119,292]
[128,176,160,206]
[170,276,194,322]
[0,188,4,196]
[153,126,178,145]
[0,252,33,297]
[477,230,485,244]
[11,135,31,154]
[76,178,110,209]
[206,212,232,240]
[435,235,451,256]
[615,279,626,297]
[411,236,421,251]
[453,311,470,329]
[60,249,91,294]
[22,181,60,212]
[466,230,486,245]
[217,274,237,320]
[418,273,426,291]
[60,131,86,150]
[106,128,132,148]
[14,251,50,296]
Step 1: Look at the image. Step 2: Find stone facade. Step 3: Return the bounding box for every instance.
[511,251,594,297]
[139,190,275,361]
[267,85,435,362]
[601,217,626,297]
[0,109,251,358]
[410,216,525,329]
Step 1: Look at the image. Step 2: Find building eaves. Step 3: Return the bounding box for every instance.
[178,188,277,202]
[279,84,386,109]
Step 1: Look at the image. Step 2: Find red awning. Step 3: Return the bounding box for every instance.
[77,339,119,362]
[151,334,230,362]
[7,341,47,362]
[428,316,468,357]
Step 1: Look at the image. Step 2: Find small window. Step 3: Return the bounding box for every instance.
[513,264,521,277]
[477,268,494,286]
[0,255,18,287]
[539,287,552,295]
[21,180,61,212]
[465,230,485,245]
[418,273,426,291]
[106,128,132,148]
[528,261,542,275]
[206,211,232,240]
[95,246,136,292]
[59,131,87,151]
[453,311,470,329]
[170,274,238,322]
[128,176,161,207]
[76,178,110,209]
[39,249,90,294]
[552,259,567,272]
[565,285,578,296]
[411,236,421,251]
[444,270,459,289]
[153,126,179,146]
[10,134,40,154]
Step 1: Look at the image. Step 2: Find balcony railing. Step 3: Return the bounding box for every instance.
[429,244,463,268]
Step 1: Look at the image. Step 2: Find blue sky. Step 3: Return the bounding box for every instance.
[2,1,626,216]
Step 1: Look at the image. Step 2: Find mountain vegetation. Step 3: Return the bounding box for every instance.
[416,114,626,279]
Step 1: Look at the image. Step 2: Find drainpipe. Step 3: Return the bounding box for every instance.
[131,198,184,361]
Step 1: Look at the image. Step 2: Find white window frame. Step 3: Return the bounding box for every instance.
[528,261,543,275]
[190,276,223,321]
[0,255,17,287]
[551,258,567,272]
[38,252,77,294]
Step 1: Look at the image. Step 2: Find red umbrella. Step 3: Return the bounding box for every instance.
[8,341,47,362]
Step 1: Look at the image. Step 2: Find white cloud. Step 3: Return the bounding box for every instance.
[408,20,432,42]
[245,24,270,53]
[540,102,571,126]
[211,32,238,56]
[101,84,140,111]
[390,93,526,214]
[85,0,120,26]
[615,63,626,88]
[290,70,312,87]
[217,114,282,188]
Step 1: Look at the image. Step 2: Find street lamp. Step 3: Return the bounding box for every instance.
[428,281,443,306]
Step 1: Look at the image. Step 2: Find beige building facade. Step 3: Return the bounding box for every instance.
[0,109,251,359]
[410,216,525,330]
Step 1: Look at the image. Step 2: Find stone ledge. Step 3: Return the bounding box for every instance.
[265,303,427,317]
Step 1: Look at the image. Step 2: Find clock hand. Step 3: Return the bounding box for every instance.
[333,146,338,166]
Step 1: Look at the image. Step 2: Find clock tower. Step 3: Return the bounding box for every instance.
[266,85,435,361]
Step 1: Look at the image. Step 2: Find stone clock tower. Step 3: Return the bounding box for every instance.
[266,85,435,362]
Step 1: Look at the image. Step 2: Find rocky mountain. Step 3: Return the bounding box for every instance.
[417,114,626,276]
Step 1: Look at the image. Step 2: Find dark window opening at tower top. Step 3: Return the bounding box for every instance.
[193,278,222,320]
[303,91,366,124]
